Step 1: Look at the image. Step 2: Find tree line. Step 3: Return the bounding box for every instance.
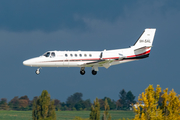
[32,90,112,120]
[32,84,180,120]
[2,84,180,120]
[0,89,136,111]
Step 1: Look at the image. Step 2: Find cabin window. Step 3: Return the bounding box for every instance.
[75,54,77,57]
[89,54,92,57]
[51,52,55,57]
[79,54,82,57]
[65,54,68,57]
[44,52,50,57]
[84,54,87,57]
[70,54,73,57]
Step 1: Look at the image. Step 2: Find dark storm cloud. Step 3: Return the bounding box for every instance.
[1,0,180,32]
[0,0,136,32]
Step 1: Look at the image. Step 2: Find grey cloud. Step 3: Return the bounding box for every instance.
[0,0,178,32]
[0,0,136,32]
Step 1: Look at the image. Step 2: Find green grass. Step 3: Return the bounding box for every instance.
[0,111,32,120]
[0,110,135,120]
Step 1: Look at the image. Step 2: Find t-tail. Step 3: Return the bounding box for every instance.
[132,28,156,57]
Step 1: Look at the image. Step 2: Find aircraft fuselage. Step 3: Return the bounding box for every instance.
[23,28,156,75]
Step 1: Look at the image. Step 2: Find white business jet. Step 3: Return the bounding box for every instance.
[23,28,156,75]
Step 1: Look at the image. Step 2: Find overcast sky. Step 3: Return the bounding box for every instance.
[0,0,180,102]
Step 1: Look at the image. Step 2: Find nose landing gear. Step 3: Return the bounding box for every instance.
[35,68,41,75]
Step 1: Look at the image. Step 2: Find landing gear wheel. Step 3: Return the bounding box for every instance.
[92,70,97,75]
[80,67,85,75]
[80,70,85,75]
[35,69,40,75]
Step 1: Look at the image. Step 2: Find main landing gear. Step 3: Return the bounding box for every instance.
[80,67,98,75]
[35,68,41,75]
[92,70,97,75]
[80,67,85,75]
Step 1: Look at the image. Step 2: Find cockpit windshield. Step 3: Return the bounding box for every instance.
[44,52,50,57]
[43,52,56,58]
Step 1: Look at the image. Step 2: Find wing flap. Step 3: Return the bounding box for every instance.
[79,59,114,69]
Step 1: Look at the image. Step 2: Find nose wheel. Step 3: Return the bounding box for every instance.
[35,68,40,75]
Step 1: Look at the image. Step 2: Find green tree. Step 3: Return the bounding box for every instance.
[83,99,91,110]
[48,100,56,119]
[54,99,61,111]
[90,97,100,120]
[66,92,83,109]
[119,89,127,110]
[99,99,105,110]
[102,98,111,120]
[118,89,136,110]
[126,91,136,108]
[32,90,56,120]
[116,99,122,110]
[19,95,30,110]
[102,97,116,110]
[75,100,83,110]
[29,96,38,110]
[8,96,19,110]
[0,98,9,110]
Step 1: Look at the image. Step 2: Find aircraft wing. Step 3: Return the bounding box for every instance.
[80,59,114,69]
[79,53,126,69]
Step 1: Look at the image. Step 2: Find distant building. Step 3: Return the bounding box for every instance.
[133,104,145,109]
[129,104,133,110]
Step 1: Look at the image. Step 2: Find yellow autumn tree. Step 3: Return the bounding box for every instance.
[161,88,180,120]
[133,85,180,120]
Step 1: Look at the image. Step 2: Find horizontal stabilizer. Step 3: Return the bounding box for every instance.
[134,46,152,51]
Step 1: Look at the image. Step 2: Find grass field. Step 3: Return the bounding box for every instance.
[0,110,135,120]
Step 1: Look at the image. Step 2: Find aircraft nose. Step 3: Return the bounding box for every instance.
[23,60,31,66]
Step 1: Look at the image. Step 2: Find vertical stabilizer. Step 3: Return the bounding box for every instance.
[133,28,156,48]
